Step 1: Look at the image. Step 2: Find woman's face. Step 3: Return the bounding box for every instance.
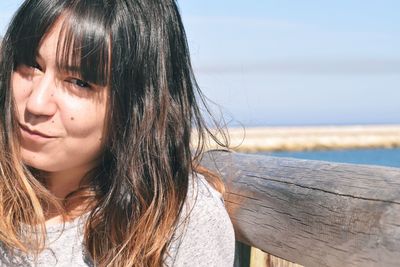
[12,21,109,179]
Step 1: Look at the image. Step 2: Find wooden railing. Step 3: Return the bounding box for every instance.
[201,150,400,267]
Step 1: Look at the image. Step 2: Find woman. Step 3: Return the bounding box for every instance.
[0,0,235,266]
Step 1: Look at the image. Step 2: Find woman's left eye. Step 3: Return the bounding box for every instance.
[68,78,91,89]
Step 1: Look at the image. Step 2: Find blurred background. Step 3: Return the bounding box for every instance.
[177,0,400,168]
[177,0,400,127]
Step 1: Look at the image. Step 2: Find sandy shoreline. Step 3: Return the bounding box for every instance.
[198,125,400,152]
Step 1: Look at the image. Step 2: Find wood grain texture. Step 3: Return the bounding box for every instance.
[200,150,400,267]
[250,247,303,267]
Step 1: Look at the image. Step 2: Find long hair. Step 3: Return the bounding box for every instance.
[0,0,227,266]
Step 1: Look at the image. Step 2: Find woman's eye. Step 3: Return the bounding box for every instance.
[68,78,91,89]
[27,61,43,71]
[14,61,43,77]
[32,62,42,70]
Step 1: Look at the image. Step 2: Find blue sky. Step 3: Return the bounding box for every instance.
[1,1,399,126]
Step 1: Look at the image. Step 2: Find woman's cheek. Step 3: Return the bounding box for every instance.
[12,72,32,100]
[59,102,107,138]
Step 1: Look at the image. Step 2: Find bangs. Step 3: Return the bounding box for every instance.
[12,1,111,87]
[56,11,111,87]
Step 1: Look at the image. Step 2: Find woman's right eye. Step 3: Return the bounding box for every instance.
[16,61,43,73]
[28,61,43,71]
[14,61,42,77]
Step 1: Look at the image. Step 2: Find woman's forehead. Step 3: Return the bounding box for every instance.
[36,20,63,61]
[41,16,111,85]
[34,21,79,74]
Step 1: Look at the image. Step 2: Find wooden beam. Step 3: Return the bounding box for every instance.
[201,150,400,267]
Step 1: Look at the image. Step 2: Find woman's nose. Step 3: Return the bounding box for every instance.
[25,72,58,117]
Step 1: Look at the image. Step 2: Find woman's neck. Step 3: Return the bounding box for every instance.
[43,165,95,223]
[45,164,91,199]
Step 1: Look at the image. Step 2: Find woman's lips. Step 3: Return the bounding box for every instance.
[19,123,55,140]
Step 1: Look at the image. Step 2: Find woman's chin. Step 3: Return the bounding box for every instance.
[21,150,58,173]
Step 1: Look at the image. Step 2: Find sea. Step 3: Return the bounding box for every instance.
[256,148,400,169]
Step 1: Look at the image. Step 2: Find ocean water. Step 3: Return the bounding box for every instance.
[257,148,400,168]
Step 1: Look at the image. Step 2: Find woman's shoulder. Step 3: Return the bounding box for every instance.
[184,172,231,225]
[165,172,235,267]
[187,172,225,208]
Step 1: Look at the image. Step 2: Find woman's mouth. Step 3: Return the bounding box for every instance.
[19,123,55,141]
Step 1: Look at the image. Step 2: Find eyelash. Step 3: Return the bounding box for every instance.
[20,61,43,72]
[68,78,91,89]
[31,62,43,71]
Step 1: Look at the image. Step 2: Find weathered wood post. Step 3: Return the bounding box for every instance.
[201,150,400,267]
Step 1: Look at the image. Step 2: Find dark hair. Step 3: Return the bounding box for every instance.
[0,0,226,265]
